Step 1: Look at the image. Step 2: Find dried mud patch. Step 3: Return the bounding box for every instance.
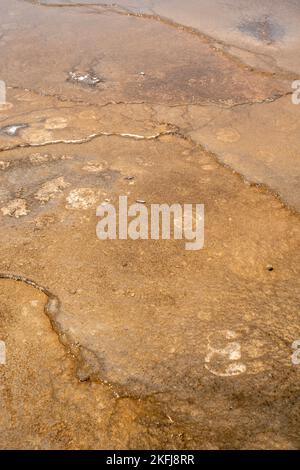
[0,134,299,448]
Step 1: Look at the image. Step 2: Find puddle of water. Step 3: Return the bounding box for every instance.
[238,16,285,44]
[33,0,152,13]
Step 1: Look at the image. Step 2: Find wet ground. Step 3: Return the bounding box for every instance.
[0,0,299,449]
